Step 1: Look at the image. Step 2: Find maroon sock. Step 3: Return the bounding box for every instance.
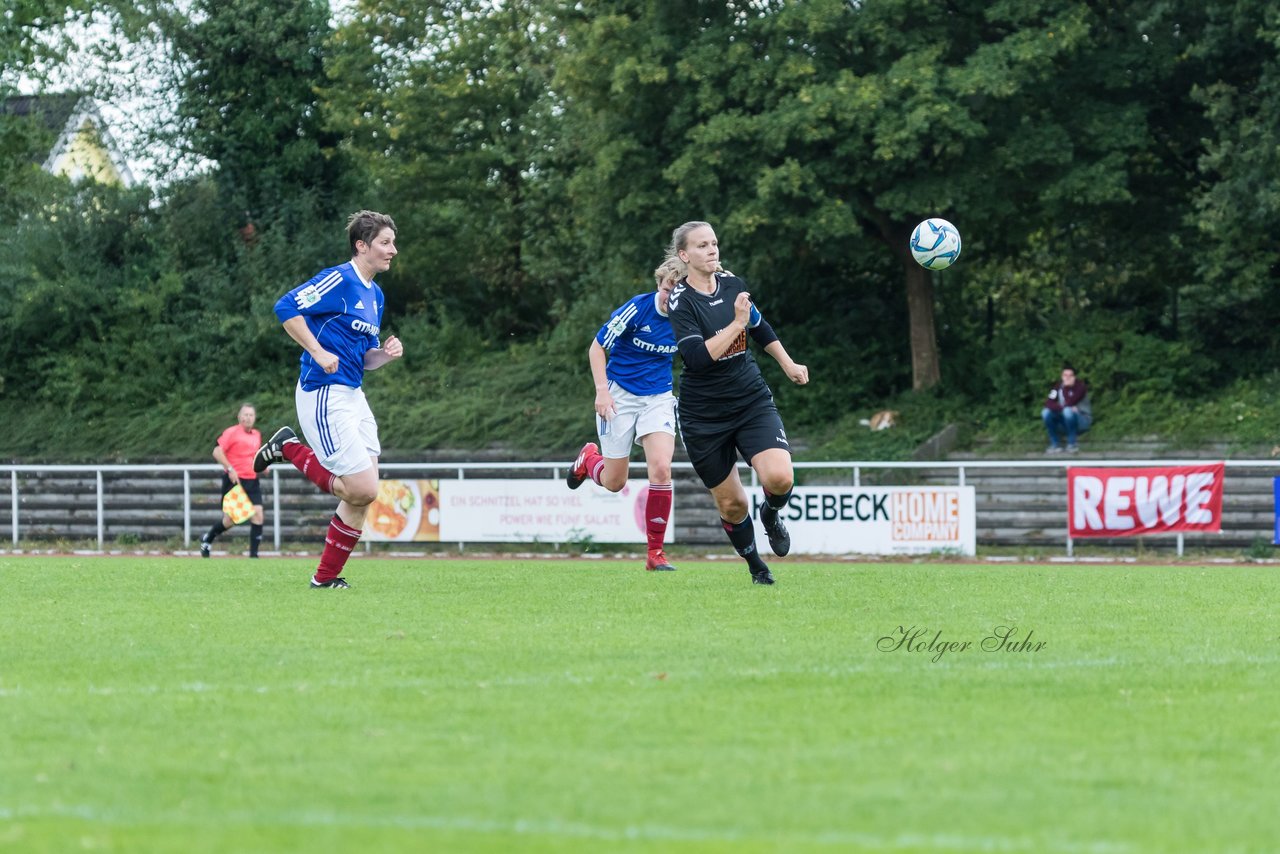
[589,456,606,486]
[282,441,336,494]
[314,515,361,583]
[645,483,673,552]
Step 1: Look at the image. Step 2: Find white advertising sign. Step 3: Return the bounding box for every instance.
[751,486,976,556]
[437,479,667,544]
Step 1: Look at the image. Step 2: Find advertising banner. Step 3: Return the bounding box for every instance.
[363,478,666,543]
[750,486,976,556]
[1067,464,1224,538]
[364,479,443,542]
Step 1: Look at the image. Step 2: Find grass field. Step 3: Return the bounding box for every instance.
[2,556,1277,853]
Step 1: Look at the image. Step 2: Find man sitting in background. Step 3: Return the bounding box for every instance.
[1042,364,1091,454]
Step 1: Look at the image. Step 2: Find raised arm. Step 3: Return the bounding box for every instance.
[678,292,755,369]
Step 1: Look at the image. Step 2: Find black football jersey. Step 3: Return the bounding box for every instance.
[668,273,772,418]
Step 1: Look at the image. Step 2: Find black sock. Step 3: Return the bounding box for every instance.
[249,524,263,557]
[204,520,227,542]
[721,515,769,573]
[761,487,792,525]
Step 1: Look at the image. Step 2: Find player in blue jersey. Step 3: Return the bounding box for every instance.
[567,258,683,572]
[251,210,405,589]
[666,221,809,585]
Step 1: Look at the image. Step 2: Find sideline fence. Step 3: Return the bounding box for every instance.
[3,459,1277,555]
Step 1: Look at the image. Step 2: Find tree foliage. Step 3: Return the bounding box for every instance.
[1,2,95,201]
[1180,1,1280,362]
[324,0,569,337]
[7,0,1280,458]
[111,0,343,225]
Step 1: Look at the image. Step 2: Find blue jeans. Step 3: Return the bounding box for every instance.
[1042,406,1089,447]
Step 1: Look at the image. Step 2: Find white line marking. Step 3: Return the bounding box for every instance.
[0,804,1134,851]
[6,653,1276,701]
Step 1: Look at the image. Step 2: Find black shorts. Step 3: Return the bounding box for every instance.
[222,474,264,507]
[677,399,790,489]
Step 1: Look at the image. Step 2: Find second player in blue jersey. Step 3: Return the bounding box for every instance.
[568,258,683,573]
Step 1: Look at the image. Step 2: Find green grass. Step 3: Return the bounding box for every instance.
[2,557,1278,853]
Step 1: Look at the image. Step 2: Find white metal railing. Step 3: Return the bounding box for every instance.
[2,459,1277,554]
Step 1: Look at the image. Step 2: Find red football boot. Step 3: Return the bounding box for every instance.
[645,549,677,572]
[567,442,599,490]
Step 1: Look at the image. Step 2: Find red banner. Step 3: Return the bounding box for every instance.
[1067,464,1224,537]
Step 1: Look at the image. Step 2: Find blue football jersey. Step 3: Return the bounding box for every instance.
[274,262,384,391]
[595,292,677,396]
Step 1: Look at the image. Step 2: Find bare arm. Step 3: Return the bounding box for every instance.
[763,340,809,385]
[364,335,404,371]
[212,445,239,484]
[588,340,616,419]
[282,316,339,374]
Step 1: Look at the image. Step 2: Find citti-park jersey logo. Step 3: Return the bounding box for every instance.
[891,491,961,542]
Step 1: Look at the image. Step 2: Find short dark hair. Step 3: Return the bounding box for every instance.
[1062,363,1076,373]
[347,210,396,255]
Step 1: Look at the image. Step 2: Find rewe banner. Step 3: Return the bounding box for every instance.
[1067,464,1224,537]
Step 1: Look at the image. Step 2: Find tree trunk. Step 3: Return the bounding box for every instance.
[862,200,944,391]
[904,261,940,390]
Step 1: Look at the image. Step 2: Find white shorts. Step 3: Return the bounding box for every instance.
[597,382,676,459]
[295,383,380,477]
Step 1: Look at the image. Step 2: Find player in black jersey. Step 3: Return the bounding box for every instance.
[666,221,809,584]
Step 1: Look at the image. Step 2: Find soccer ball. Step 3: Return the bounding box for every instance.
[909,218,962,270]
